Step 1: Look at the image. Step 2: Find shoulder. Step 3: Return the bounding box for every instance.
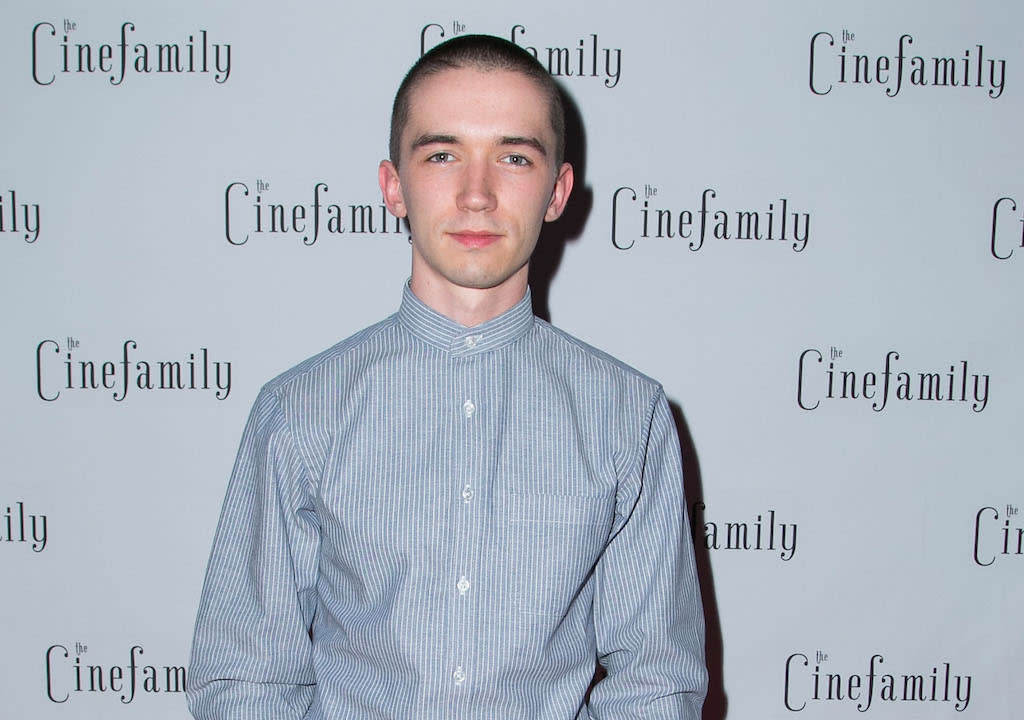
[260,314,399,400]
[530,317,664,397]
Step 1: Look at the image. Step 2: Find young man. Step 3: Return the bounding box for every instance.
[188,35,707,719]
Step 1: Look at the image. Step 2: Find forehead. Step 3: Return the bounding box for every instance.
[402,66,553,143]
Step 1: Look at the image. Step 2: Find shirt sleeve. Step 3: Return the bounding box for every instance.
[589,388,708,719]
[187,386,321,720]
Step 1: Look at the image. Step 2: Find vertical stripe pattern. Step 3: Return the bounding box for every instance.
[187,284,707,719]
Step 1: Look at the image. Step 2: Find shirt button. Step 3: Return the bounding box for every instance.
[464,335,480,349]
[457,575,471,595]
[462,399,476,418]
[453,666,466,685]
[461,484,474,503]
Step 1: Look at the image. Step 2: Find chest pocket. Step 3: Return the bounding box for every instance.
[505,492,614,616]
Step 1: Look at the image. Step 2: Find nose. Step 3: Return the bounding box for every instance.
[456,159,497,212]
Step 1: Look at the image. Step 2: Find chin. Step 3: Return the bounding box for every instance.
[450,274,510,291]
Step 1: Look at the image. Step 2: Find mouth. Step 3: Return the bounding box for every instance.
[448,230,502,249]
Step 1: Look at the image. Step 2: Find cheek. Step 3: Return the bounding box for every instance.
[403,188,441,228]
[525,180,556,213]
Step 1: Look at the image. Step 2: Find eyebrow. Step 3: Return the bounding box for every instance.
[409,133,549,157]
[410,134,457,150]
[500,136,548,157]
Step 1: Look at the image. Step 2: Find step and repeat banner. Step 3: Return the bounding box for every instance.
[2,1,1020,718]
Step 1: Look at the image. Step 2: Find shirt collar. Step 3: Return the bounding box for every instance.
[397,282,535,356]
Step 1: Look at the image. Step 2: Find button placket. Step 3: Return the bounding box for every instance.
[456,391,476,603]
[458,374,479,598]
[450,358,483,690]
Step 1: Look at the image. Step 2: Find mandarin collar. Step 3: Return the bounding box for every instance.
[397,282,535,356]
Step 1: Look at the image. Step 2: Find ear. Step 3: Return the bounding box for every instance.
[378,160,408,218]
[544,162,574,222]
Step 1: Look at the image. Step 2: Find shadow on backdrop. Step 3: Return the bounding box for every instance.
[531,82,725,718]
[528,85,592,323]
[670,399,727,720]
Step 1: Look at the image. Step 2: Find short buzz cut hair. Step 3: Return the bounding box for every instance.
[388,34,565,167]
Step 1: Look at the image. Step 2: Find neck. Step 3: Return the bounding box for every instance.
[409,269,529,327]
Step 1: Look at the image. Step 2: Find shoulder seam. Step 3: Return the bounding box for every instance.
[531,319,661,388]
[624,385,664,486]
[264,314,398,395]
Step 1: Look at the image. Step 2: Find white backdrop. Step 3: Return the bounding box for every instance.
[2,1,1021,717]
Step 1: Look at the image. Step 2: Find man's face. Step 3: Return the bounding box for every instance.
[379,67,573,298]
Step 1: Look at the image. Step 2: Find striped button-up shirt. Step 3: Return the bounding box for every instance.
[187,284,707,719]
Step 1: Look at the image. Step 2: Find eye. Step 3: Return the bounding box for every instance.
[502,154,532,167]
[427,152,454,163]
